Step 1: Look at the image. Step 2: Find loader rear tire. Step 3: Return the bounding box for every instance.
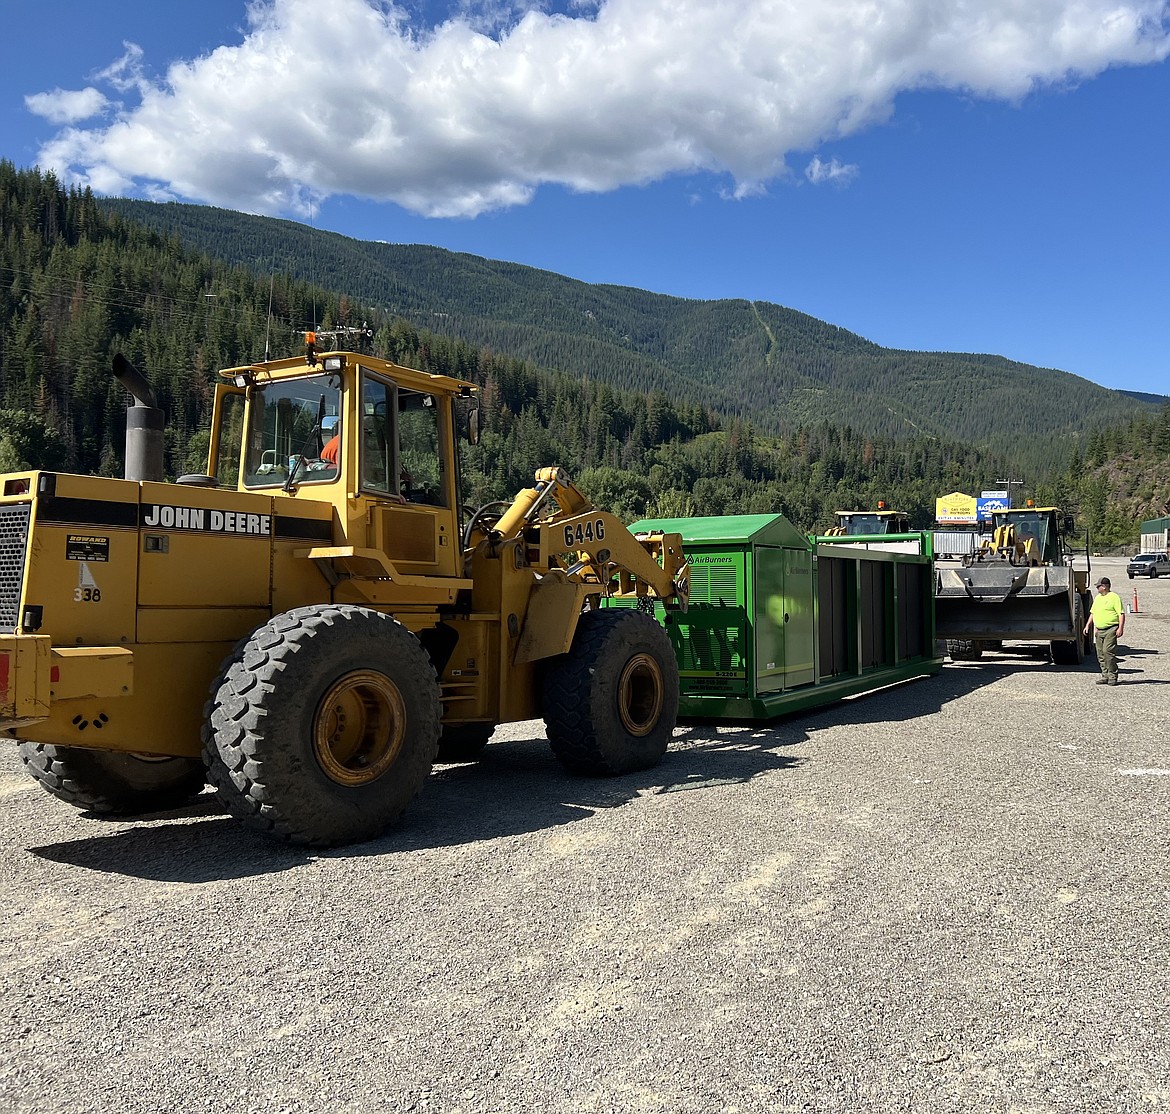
[16,744,205,816]
[202,605,440,847]
[543,610,679,776]
[436,724,494,763]
[946,638,984,662]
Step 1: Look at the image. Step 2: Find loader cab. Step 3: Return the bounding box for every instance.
[833,509,910,536]
[992,508,1060,566]
[209,350,475,579]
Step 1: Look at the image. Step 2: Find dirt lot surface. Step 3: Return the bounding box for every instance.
[1,558,1167,1113]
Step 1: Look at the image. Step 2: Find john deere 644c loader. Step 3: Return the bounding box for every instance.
[0,342,688,845]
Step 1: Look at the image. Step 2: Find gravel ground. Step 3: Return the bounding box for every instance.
[1,557,1167,1114]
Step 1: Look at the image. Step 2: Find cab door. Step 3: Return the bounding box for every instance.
[360,370,459,578]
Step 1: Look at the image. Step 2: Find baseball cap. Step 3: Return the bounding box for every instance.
[1096,577,1110,588]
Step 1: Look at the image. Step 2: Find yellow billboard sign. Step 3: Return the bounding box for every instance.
[936,492,978,524]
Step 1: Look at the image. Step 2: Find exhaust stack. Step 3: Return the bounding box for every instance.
[113,354,165,482]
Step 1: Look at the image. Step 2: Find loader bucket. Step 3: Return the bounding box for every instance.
[935,564,1076,641]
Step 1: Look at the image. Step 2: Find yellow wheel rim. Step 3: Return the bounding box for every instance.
[313,670,406,786]
[617,653,664,737]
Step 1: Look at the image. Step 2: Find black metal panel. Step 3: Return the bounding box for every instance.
[860,561,890,669]
[897,562,926,660]
[817,556,852,677]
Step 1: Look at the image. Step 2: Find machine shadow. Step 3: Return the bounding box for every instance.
[28,808,313,881]
[699,662,1015,732]
[347,727,807,856]
[27,727,806,881]
[25,658,1068,880]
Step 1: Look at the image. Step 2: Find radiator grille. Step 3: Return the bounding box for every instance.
[687,564,740,605]
[0,504,31,633]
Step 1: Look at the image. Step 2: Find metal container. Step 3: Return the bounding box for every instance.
[609,513,941,720]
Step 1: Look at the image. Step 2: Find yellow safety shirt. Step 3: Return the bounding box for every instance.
[1090,591,1124,629]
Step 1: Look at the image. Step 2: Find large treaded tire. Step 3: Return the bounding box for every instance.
[946,638,984,662]
[1083,594,1096,657]
[16,744,206,816]
[543,609,679,776]
[1051,593,1086,665]
[202,605,440,847]
[436,724,494,763]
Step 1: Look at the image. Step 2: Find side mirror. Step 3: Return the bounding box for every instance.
[467,407,480,446]
[1063,515,1074,535]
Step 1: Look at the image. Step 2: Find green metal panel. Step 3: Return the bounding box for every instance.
[754,547,785,693]
[753,547,816,692]
[676,657,939,719]
[782,547,816,686]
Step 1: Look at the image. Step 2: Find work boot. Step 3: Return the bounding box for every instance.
[1095,677,1109,685]
[1107,678,1119,686]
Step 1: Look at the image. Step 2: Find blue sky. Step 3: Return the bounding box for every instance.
[4,0,1169,396]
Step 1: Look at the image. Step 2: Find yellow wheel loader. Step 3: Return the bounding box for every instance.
[934,506,1091,665]
[0,343,688,846]
[823,505,911,537]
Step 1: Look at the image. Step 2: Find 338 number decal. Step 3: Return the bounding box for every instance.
[73,587,102,603]
[563,518,606,549]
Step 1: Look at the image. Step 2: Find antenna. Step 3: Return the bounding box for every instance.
[309,195,318,335]
[263,250,276,361]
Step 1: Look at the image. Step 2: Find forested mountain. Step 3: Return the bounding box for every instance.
[1,165,1165,543]
[102,196,1164,465]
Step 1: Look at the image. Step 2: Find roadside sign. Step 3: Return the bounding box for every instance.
[936,492,978,524]
[977,497,1011,522]
[981,490,1009,500]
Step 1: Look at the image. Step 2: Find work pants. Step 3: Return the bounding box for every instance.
[1095,625,1119,680]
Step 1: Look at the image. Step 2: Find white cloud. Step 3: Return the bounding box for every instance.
[805,156,859,186]
[94,43,151,95]
[24,87,110,126]
[29,0,1170,218]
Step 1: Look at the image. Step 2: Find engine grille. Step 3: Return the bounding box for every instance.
[0,504,31,633]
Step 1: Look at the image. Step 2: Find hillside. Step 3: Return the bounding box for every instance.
[1,166,1164,544]
[100,198,1163,463]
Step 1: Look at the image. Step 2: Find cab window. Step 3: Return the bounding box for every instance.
[214,391,247,487]
[399,388,447,507]
[242,374,342,488]
[359,376,396,496]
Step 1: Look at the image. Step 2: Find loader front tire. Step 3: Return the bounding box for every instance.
[16,744,205,816]
[1051,593,1086,666]
[946,638,984,662]
[203,605,440,847]
[543,610,679,776]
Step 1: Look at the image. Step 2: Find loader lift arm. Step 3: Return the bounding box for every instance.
[476,467,690,609]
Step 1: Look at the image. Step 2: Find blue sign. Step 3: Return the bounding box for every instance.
[977,497,1011,522]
